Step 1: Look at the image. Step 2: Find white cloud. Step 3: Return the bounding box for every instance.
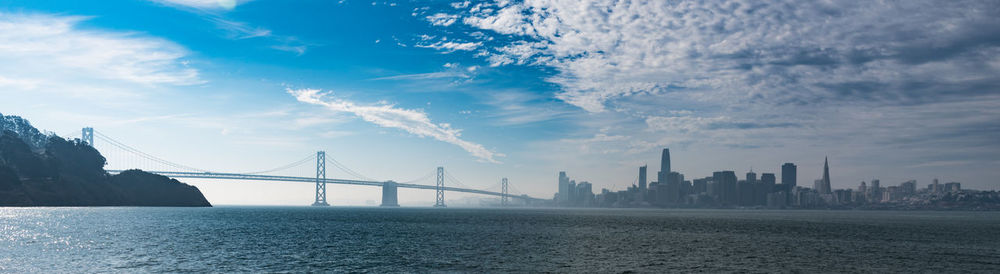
[287,88,504,163]
[450,1,1000,114]
[416,40,482,52]
[482,90,573,126]
[0,12,202,86]
[451,1,471,9]
[210,17,272,39]
[369,71,470,81]
[426,13,458,26]
[271,45,307,55]
[0,76,41,90]
[435,1,1000,185]
[153,1,309,54]
[151,0,241,11]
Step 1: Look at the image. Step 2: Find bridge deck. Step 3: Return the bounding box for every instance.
[106,170,540,201]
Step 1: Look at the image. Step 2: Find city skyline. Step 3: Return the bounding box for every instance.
[2,0,999,205]
[556,146,985,209]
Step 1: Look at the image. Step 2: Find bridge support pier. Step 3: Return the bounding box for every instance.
[434,167,446,207]
[381,181,399,207]
[312,151,329,206]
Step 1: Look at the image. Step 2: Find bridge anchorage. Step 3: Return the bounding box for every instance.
[83,127,542,207]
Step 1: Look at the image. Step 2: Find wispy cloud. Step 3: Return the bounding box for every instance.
[150,0,243,11]
[287,88,504,163]
[209,17,271,39]
[416,41,481,52]
[483,91,573,126]
[369,71,470,81]
[426,13,458,26]
[0,12,202,86]
[151,0,310,54]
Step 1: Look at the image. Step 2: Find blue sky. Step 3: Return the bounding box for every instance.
[1,0,998,205]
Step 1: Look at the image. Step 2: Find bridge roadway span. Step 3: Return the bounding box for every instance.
[106,170,540,201]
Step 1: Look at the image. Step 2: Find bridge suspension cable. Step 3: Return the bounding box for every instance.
[93,130,211,173]
[507,183,525,196]
[399,170,436,184]
[444,169,512,195]
[443,170,473,189]
[326,155,376,181]
[238,153,316,175]
[482,180,504,192]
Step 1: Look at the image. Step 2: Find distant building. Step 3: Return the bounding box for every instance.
[930,178,941,194]
[558,171,570,206]
[658,148,671,187]
[818,157,832,194]
[638,165,647,192]
[945,182,961,192]
[869,179,881,202]
[794,187,820,207]
[713,171,738,206]
[760,173,776,206]
[900,180,917,195]
[857,181,868,203]
[760,173,776,185]
[737,179,754,206]
[781,163,797,188]
[567,180,577,204]
[576,181,594,206]
[883,186,899,202]
[833,189,852,204]
[766,191,787,209]
[665,171,683,204]
[692,177,710,195]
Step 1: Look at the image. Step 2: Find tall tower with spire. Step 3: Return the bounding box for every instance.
[820,157,832,194]
[659,148,671,184]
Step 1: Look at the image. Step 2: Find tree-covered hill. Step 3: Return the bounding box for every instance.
[0,112,210,207]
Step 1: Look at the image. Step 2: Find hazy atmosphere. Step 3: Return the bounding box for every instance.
[2,0,998,205]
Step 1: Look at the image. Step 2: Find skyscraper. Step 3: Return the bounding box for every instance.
[760,173,776,206]
[713,171,737,206]
[659,148,671,185]
[558,171,569,205]
[819,157,832,194]
[568,180,577,205]
[760,173,776,185]
[869,179,881,202]
[781,163,797,188]
[638,165,647,191]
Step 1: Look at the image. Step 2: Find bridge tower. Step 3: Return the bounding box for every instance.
[501,177,509,207]
[312,151,329,206]
[81,127,94,146]
[434,167,446,207]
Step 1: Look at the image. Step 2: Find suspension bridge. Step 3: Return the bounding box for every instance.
[73,127,541,207]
